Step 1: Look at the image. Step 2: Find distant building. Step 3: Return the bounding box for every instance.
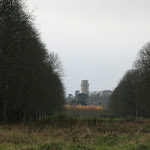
[81,80,89,95]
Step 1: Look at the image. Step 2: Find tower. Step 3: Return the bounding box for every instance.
[81,80,89,95]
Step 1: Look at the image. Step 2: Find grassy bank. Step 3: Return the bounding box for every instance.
[0,117,150,150]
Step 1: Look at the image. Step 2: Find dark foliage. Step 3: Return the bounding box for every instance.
[0,0,65,122]
[71,93,88,106]
[109,43,150,117]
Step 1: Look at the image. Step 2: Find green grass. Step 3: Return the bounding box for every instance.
[0,118,150,150]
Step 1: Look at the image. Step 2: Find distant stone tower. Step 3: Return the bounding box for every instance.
[81,80,89,95]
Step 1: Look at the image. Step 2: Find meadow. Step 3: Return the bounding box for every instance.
[0,107,150,150]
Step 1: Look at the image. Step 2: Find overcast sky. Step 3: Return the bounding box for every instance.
[26,0,150,96]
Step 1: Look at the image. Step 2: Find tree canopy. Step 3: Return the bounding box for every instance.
[0,0,65,122]
[109,43,150,117]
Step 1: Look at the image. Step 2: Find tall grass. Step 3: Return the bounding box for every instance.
[0,107,150,150]
[0,118,150,150]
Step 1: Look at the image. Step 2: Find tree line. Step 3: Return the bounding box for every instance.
[0,0,65,122]
[109,43,150,118]
[67,90,111,108]
[67,91,88,106]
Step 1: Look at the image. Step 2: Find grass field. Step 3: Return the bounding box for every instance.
[1,116,150,150]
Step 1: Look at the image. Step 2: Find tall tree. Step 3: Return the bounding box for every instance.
[109,69,140,116]
[109,43,150,117]
[134,43,150,117]
[0,0,65,122]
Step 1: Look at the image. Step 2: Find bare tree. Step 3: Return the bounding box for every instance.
[47,52,64,77]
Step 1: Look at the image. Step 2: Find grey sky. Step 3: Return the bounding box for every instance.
[26,0,150,96]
